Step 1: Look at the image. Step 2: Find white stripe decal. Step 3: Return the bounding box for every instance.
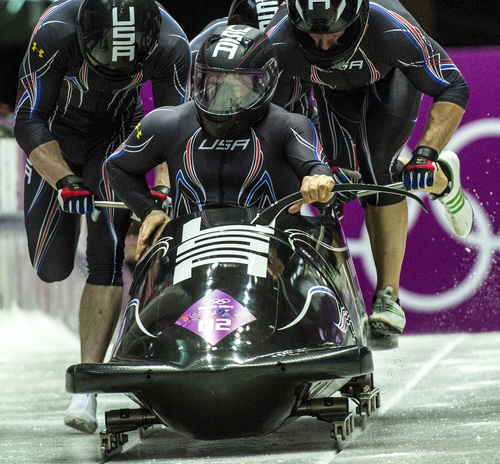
[173,218,273,284]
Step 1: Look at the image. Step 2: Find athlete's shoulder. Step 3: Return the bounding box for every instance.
[368,0,421,32]
[157,4,190,45]
[365,0,429,59]
[150,5,191,70]
[30,0,79,44]
[142,101,198,132]
[267,103,300,118]
[265,5,291,40]
[24,0,80,73]
[261,104,313,132]
[265,6,301,70]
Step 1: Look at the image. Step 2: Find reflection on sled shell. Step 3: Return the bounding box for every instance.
[66,207,372,440]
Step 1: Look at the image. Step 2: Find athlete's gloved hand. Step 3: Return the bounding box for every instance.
[330,166,362,203]
[151,185,172,217]
[403,146,439,190]
[56,175,94,214]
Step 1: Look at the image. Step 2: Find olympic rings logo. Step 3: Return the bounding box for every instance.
[348,118,500,313]
[202,298,231,305]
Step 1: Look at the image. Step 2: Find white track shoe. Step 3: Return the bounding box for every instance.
[431,150,474,238]
[64,393,98,434]
[369,286,406,335]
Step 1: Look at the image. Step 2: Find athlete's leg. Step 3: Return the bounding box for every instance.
[357,71,424,334]
[24,158,79,282]
[365,200,408,298]
[79,283,123,363]
[62,111,140,432]
[317,71,419,299]
[362,69,422,298]
[63,156,130,434]
[78,150,132,364]
[63,166,130,435]
[315,72,419,334]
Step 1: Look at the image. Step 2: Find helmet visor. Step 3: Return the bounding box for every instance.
[194,64,271,116]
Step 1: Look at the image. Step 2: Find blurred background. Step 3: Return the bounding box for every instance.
[1,0,499,112]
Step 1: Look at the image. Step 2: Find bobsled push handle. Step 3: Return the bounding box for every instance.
[251,182,427,226]
[95,183,426,225]
[94,200,129,209]
[92,200,140,222]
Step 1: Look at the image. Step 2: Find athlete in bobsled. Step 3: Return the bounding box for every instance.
[66,24,388,456]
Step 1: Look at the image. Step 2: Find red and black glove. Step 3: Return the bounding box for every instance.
[56,175,94,214]
[403,146,439,190]
[150,185,172,216]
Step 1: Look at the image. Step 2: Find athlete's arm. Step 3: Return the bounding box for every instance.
[282,112,333,178]
[14,19,78,186]
[106,110,171,221]
[281,111,335,212]
[416,101,465,153]
[375,11,469,158]
[376,7,469,110]
[28,141,73,189]
[384,17,467,151]
[107,110,175,261]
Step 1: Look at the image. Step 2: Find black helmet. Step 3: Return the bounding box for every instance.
[286,0,369,70]
[228,0,281,32]
[77,0,161,80]
[193,25,279,139]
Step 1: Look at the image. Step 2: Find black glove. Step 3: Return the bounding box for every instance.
[151,185,172,216]
[330,166,361,203]
[403,146,439,190]
[56,175,94,214]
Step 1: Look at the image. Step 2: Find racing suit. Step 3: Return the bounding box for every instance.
[14,0,191,285]
[266,0,469,206]
[106,102,332,221]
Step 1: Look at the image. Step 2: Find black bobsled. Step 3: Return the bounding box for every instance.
[65,190,413,456]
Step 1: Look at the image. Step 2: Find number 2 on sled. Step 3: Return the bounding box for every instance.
[198,318,232,332]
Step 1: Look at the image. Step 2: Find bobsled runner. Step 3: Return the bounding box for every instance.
[66,186,424,458]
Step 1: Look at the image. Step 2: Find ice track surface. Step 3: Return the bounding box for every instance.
[1,308,499,464]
